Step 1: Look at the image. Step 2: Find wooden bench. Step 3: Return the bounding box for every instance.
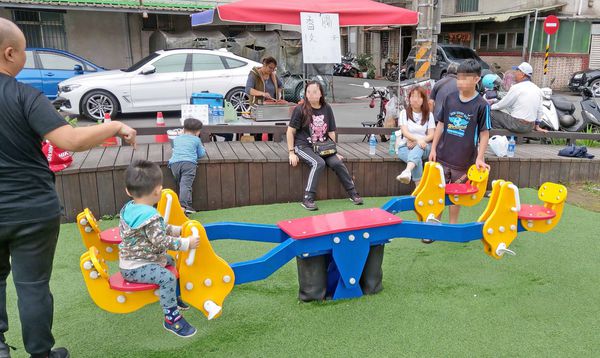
[55,141,600,223]
[490,129,600,145]
[135,125,398,143]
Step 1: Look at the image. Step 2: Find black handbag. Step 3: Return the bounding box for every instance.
[313,138,337,157]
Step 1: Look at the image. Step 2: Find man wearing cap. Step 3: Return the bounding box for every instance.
[490,62,547,133]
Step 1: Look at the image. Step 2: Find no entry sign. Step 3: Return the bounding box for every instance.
[544,15,560,35]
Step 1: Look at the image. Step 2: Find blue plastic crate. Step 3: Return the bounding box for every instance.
[190,92,224,108]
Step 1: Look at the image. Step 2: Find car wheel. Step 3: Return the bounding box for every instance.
[226,87,250,115]
[81,90,118,122]
[590,78,600,97]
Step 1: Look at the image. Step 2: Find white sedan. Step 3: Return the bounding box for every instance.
[56,48,261,121]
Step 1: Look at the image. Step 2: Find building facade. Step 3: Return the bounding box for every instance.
[439,0,600,89]
[0,0,239,69]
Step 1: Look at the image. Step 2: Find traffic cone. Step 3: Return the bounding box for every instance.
[261,133,268,142]
[155,112,169,143]
[102,113,119,147]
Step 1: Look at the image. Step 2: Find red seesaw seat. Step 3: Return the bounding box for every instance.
[517,205,557,220]
[445,183,479,195]
[278,208,402,239]
[109,265,179,292]
[100,227,122,245]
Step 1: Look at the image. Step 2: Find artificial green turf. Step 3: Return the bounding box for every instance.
[3,190,599,357]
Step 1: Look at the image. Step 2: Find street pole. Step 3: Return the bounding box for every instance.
[522,13,530,61]
[543,33,550,87]
[528,9,539,64]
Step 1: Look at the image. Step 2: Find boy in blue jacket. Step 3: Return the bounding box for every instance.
[169,118,206,214]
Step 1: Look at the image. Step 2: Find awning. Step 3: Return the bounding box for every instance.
[364,26,399,32]
[191,0,419,27]
[441,4,566,24]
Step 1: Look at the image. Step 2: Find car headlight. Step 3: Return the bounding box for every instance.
[59,84,81,93]
[573,73,584,80]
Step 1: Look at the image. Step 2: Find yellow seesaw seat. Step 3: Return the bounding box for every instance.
[518,182,567,233]
[411,163,489,222]
[80,220,235,319]
[445,165,489,206]
[77,189,191,260]
[77,209,120,261]
[411,162,446,222]
[478,181,567,259]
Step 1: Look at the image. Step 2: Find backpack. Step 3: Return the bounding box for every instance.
[558,145,595,159]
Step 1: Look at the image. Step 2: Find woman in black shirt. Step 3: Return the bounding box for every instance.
[286,81,363,210]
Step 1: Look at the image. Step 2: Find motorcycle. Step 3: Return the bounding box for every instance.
[576,87,600,130]
[385,64,407,82]
[550,87,600,132]
[540,86,560,131]
[334,54,360,77]
[549,95,579,132]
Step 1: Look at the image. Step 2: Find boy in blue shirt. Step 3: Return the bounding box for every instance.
[429,59,491,226]
[169,118,206,214]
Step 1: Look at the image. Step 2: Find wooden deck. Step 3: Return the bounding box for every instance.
[55,142,600,222]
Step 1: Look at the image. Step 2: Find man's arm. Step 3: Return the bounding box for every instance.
[428,121,444,162]
[490,86,518,112]
[476,130,490,170]
[45,122,136,152]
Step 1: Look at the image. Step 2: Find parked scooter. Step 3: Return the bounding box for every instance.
[551,86,600,132]
[576,87,600,130]
[385,64,407,82]
[334,54,360,77]
[549,95,579,132]
[540,86,560,131]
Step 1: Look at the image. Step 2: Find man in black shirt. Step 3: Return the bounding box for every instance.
[0,19,136,358]
[430,62,458,121]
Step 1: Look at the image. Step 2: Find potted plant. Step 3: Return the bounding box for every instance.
[356,53,373,78]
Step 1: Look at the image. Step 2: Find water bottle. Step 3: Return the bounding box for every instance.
[210,106,216,124]
[388,131,396,155]
[507,136,516,158]
[218,106,225,124]
[369,134,377,155]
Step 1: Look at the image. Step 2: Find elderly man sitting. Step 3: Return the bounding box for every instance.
[490,62,547,133]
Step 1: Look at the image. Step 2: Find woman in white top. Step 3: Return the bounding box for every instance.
[396,86,436,185]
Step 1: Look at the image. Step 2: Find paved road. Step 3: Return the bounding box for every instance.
[75,76,586,144]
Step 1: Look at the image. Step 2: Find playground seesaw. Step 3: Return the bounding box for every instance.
[77,162,567,318]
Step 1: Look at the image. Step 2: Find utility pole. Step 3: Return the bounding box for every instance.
[414,0,440,79]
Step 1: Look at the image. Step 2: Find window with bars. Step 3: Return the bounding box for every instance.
[142,14,174,31]
[13,10,67,50]
[364,32,371,54]
[381,31,390,58]
[456,0,478,13]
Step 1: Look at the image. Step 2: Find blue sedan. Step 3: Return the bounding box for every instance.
[17,48,104,100]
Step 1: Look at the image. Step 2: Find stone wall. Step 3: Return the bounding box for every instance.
[480,52,587,89]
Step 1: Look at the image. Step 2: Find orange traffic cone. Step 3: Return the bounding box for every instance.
[102,113,119,147]
[155,112,169,143]
[261,133,268,141]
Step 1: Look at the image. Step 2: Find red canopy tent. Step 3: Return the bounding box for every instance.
[191,0,419,27]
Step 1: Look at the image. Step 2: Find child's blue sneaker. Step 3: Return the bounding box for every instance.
[177,297,190,311]
[163,317,197,338]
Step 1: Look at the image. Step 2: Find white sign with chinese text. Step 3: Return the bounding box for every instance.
[300,12,342,64]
